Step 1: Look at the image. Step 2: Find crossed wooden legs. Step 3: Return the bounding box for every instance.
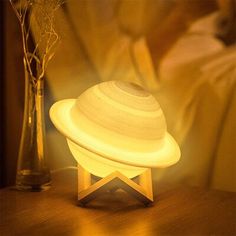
[77,164,153,206]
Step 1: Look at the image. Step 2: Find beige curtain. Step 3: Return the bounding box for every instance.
[31,0,236,192]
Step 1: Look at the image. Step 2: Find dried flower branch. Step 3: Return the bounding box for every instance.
[9,0,64,87]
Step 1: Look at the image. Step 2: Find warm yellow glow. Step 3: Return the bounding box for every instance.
[67,139,146,178]
[50,99,180,167]
[49,81,181,178]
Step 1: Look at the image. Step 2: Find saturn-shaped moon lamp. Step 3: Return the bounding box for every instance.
[49,80,180,205]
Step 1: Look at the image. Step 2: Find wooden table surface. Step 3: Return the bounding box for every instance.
[0,169,235,236]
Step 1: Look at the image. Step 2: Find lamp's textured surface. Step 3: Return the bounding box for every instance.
[50,81,180,178]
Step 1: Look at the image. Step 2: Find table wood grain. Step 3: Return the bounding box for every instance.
[0,169,235,236]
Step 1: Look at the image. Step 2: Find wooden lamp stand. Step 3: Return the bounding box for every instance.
[77,165,153,206]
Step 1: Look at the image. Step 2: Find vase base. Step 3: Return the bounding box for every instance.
[16,169,51,192]
[15,182,51,192]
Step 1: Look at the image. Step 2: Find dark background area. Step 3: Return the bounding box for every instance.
[1,1,24,187]
[0,0,5,187]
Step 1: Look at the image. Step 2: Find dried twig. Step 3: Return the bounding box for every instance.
[9,0,64,87]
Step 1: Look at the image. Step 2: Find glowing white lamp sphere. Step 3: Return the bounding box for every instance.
[49,81,180,178]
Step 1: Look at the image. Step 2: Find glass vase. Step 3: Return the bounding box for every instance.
[15,68,51,191]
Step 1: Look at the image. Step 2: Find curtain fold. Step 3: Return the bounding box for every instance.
[30,0,235,191]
